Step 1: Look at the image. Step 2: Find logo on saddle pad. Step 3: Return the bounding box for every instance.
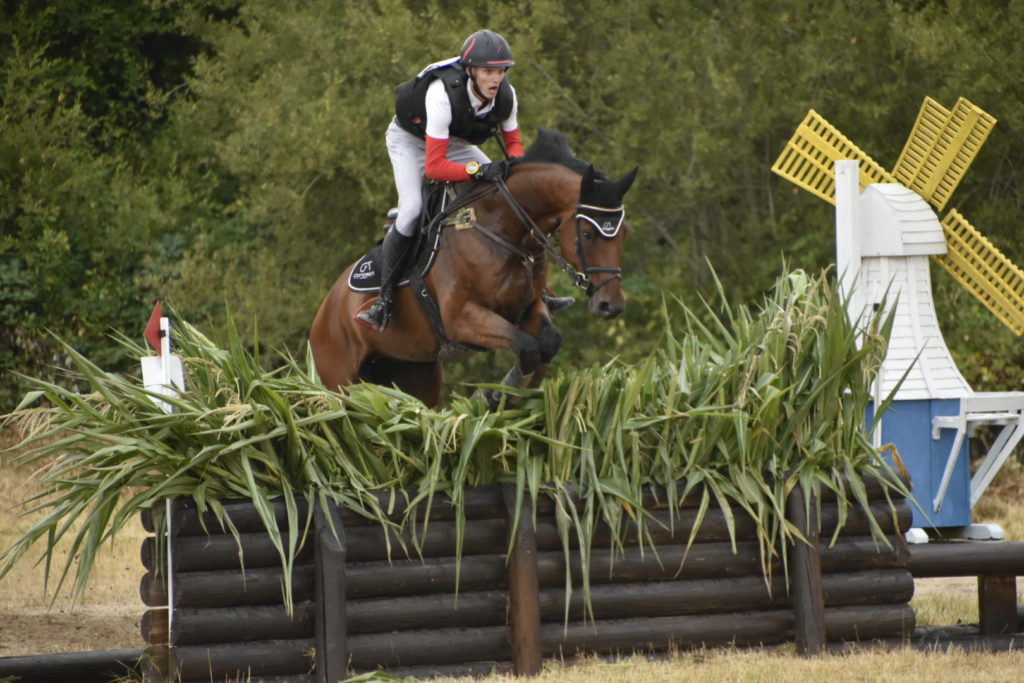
[347,236,441,293]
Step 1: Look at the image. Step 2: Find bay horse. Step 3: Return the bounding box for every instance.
[309,129,637,406]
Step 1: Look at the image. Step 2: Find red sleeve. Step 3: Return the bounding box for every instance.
[425,136,473,182]
[502,128,524,157]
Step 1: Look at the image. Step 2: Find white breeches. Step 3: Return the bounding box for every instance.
[385,118,490,236]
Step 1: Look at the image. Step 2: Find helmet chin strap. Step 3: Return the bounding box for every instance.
[466,67,492,105]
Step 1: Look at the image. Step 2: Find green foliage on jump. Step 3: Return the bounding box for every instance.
[1,268,908,609]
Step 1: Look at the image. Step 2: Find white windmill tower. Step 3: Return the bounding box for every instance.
[772,97,1024,540]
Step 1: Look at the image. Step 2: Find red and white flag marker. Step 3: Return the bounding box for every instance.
[140,300,185,413]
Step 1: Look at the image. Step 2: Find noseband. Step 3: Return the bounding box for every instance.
[493,181,624,298]
[572,202,625,296]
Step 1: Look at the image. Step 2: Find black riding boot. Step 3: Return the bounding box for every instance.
[356,229,415,332]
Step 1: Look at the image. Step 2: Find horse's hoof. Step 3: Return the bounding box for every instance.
[486,390,503,411]
[544,295,576,315]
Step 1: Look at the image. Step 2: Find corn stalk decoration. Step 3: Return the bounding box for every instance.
[1,268,907,613]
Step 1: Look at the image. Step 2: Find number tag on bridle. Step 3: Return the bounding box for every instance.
[576,204,625,238]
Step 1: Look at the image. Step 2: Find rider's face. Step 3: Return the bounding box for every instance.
[469,66,507,101]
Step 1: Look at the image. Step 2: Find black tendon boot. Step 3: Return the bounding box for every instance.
[356,229,415,331]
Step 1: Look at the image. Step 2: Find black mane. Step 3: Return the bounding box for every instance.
[519,128,606,179]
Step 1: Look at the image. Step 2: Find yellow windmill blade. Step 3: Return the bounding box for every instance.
[771,109,894,205]
[892,97,996,212]
[933,209,1024,336]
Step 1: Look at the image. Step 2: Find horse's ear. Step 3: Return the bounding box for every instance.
[611,166,639,199]
[580,164,597,196]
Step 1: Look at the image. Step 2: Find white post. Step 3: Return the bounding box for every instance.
[834,161,883,447]
[834,160,863,321]
[160,317,171,389]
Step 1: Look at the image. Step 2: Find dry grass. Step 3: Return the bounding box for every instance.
[463,647,1024,682]
[2,423,1024,682]
[0,427,147,656]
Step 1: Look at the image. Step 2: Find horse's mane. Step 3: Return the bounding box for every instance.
[519,128,606,179]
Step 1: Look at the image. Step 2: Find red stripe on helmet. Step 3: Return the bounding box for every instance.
[461,37,477,62]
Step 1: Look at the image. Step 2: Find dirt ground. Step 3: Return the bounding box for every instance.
[0,604,145,656]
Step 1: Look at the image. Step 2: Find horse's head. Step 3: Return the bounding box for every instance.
[560,164,638,319]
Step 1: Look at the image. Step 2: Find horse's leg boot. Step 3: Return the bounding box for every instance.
[356,229,415,332]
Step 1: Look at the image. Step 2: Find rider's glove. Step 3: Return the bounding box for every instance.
[468,160,510,183]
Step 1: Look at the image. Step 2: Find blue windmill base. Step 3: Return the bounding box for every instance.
[868,399,971,529]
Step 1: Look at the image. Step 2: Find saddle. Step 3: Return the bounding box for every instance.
[347,182,478,294]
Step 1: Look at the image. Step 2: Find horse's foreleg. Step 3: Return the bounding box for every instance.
[453,302,562,408]
[450,303,546,375]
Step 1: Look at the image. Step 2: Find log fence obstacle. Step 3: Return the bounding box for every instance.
[137,477,918,681]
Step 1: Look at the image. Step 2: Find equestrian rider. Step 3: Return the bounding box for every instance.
[358,30,569,332]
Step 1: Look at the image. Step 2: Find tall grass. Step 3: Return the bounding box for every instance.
[0,268,908,610]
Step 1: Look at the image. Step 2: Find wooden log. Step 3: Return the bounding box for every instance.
[538,569,912,623]
[145,518,514,571]
[142,533,316,572]
[144,474,904,535]
[529,472,905,516]
[142,486,507,535]
[169,603,315,646]
[909,541,1024,577]
[313,504,347,683]
[535,536,907,588]
[140,608,168,646]
[978,575,1018,635]
[144,565,316,608]
[142,498,908,574]
[154,535,908,612]
[171,639,315,680]
[787,486,825,655]
[346,554,509,599]
[537,603,913,656]
[347,626,510,669]
[822,569,914,607]
[532,499,910,552]
[540,609,795,655]
[820,535,910,570]
[0,649,144,683]
[503,483,543,677]
[348,590,508,633]
[141,643,169,683]
[343,569,911,634]
[140,571,167,607]
[825,603,915,641]
[344,518,509,561]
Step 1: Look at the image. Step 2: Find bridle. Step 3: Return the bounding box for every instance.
[490,180,624,298]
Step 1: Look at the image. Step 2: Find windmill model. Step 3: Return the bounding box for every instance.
[772,97,1024,541]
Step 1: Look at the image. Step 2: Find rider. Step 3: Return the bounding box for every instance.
[357,29,571,332]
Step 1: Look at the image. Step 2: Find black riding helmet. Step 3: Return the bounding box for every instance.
[459,30,515,68]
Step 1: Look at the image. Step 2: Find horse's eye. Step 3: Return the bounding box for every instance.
[581,229,595,242]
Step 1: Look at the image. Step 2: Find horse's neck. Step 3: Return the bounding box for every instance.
[499,164,579,236]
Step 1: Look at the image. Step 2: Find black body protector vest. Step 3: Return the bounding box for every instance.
[395,61,514,146]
